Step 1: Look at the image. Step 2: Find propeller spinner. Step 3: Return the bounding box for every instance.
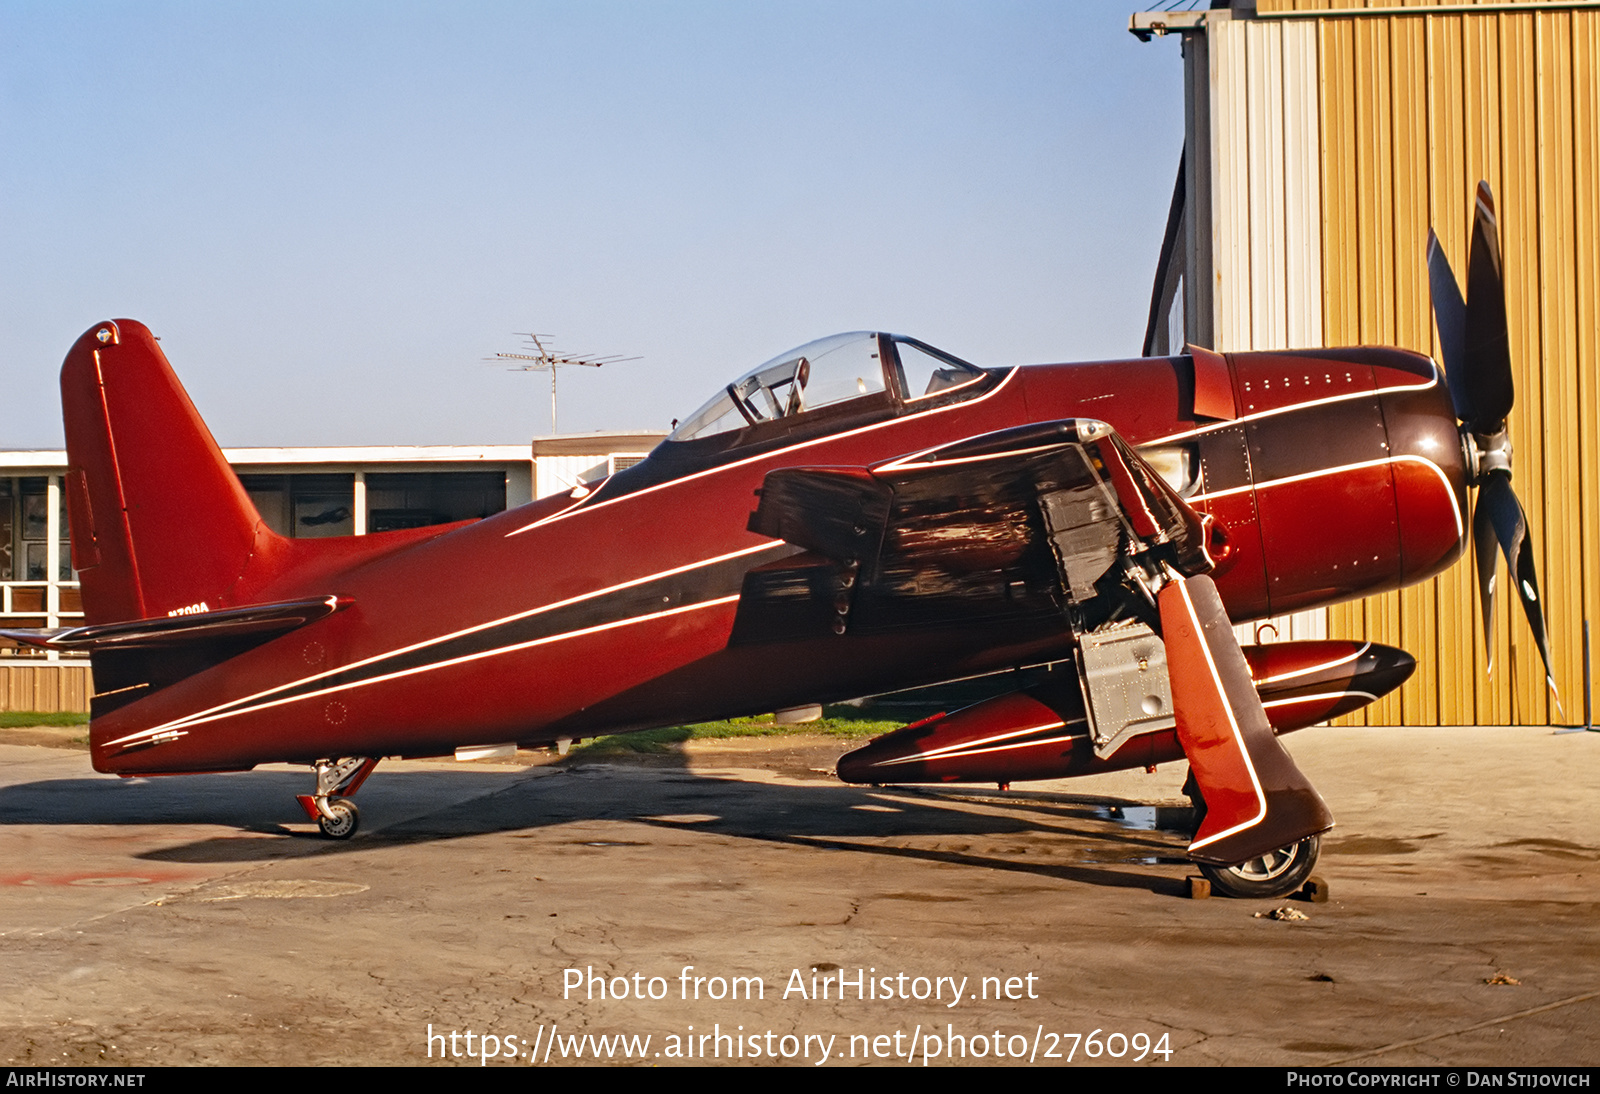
[1426,181,1556,695]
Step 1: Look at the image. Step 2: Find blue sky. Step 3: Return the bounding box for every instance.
[1,1,1186,447]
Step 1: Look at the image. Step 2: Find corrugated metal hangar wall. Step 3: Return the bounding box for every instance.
[1150,0,1600,726]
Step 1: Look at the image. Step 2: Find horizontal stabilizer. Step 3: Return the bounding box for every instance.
[2,596,346,652]
[1158,575,1333,865]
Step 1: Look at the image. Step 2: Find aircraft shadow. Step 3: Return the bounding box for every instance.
[0,745,1196,894]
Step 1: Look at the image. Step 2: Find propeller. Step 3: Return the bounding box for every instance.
[1426,181,1556,696]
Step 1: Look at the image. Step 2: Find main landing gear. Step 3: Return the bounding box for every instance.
[296,757,378,839]
[1198,834,1322,900]
[1183,772,1323,899]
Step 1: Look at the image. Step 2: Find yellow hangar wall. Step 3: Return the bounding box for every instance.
[1194,1,1600,726]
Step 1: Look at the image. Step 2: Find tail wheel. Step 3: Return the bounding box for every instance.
[299,757,376,838]
[1198,833,1320,899]
[317,797,360,840]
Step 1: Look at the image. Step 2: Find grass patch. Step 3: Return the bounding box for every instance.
[566,707,904,758]
[0,710,89,728]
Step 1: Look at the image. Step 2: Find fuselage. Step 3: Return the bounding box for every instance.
[88,342,1467,775]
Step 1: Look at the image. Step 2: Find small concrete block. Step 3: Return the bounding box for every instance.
[1187,876,1211,900]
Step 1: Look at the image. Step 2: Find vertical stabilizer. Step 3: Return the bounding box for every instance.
[61,320,272,624]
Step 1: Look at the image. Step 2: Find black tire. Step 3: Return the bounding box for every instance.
[317,797,360,840]
[1198,834,1320,899]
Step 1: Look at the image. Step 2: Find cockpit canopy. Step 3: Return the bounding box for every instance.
[668,332,985,443]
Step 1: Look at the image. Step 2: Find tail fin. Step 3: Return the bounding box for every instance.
[62,320,271,624]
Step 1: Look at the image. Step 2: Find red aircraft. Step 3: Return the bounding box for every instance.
[9,184,1550,898]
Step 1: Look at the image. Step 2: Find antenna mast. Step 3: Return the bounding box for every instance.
[488,333,638,434]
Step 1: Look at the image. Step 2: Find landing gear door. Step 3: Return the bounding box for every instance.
[1076,621,1177,760]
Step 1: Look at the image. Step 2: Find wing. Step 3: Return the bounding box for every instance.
[739,417,1332,866]
[737,418,1214,640]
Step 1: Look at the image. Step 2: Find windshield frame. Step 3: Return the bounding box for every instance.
[667,332,892,444]
[884,336,988,404]
[662,332,991,458]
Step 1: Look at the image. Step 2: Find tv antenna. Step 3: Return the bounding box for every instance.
[488,333,638,434]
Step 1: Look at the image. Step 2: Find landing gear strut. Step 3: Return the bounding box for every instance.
[296,757,378,839]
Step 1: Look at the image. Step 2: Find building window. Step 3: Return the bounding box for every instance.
[238,471,506,537]
[365,472,506,533]
[17,478,70,581]
[0,479,12,582]
[239,474,355,539]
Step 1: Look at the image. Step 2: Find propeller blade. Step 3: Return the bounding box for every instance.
[1473,490,1500,672]
[1478,471,1558,691]
[1157,574,1333,866]
[1462,181,1515,429]
[1435,182,1557,702]
[1426,228,1473,420]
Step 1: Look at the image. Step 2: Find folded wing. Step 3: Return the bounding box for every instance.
[745,418,1332,865]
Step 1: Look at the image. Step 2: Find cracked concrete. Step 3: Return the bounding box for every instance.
[0,724,1595,1066]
